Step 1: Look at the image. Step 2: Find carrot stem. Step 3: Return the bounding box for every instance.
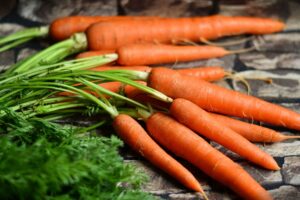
[0,26,49,52]
[5,32,87,75]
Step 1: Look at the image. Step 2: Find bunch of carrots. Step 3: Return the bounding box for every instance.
[2,14,298,200]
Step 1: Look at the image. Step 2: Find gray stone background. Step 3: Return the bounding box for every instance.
[0,0,300,199]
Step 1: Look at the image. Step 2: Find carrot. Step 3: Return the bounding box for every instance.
[90,66,152,73]
[117,43,229,65]
[176,66,226,82]
[76,50,116,59]
[145,112,272,200]
[90,65,226,81]
[148,67,300,131]
[210,113,300,143]
[86,15,284,50]
[50,15,159,41]
[113,114,206,195]
[170,98,279,170]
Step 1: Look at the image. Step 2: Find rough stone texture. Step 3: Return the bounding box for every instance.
[269,185,300,200]
[259,141,300,157]
[282,156,300,185]
[16,48,38,62]
[0,51,15,72]
[239,52,300,70]
[218,0,289,20]
[240,162,282,186]
[252,33,300,53]
[285,0,300,30]
[120,0,214,17]
[0,23,24,36]
[18,0,117,23]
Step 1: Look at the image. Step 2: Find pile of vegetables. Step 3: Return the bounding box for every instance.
[1,14,298,200]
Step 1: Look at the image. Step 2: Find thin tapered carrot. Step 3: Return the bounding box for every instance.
[50,15,159,41]
[86,15,284,50]
[113,114,206,195]
[148,67,300,131]
[117,43,230,65]
[145,112,272,200]
[210,113,300,143]
[170,98,279,170]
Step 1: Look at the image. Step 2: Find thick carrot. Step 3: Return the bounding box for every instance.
[117,43,229,65]
[86,15,284,50]
[210,113,300,143]
[170,98,279,170]
[176,66,226,82]
[145,112,272,200]
[148,67,300,131]
[113,114,205,194]
[50,15,159,41]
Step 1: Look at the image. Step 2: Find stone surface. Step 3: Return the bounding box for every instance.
[269,185,300,200]
[0,51,15,72]
[259,141,300,157]
[16,48,38,62]
[253,33,300,53]
[18,0,117,23]
[282,156,300,185]
[285,0,300,30]
[231,72,300,99]
[120,0,214,17]
[0,23,24,36]
[239,52,300,70]
[240,162,282,186]
[218,0,288,20]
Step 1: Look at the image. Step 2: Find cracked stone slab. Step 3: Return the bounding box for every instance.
[239,52,300,70]
[120,0,214,17]
[269,185,300,200]
[18,0,117,23]
[282,156,300,185]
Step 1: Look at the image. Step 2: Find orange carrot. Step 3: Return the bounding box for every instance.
[170,98,279,170]
[90,66,152,73]
[50,15,159,41]
[76,50,116,59]
[117,43,229,65]
[113,114,205,194]
[86,15,284,50]
[145,112,272,200]
[148,67,300,131]
[176,66,226,82]
[90,65,226,81]
[210,113,300,143]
